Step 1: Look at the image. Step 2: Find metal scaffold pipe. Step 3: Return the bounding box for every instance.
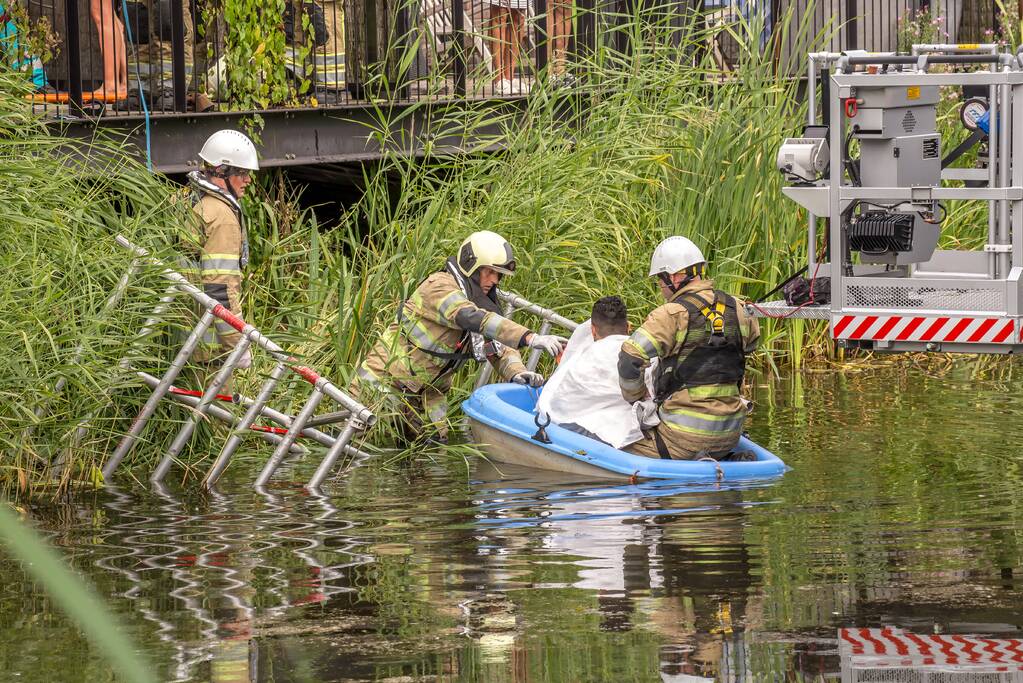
[525,321,552,372]
[114,235,377,428]
[307,417,363,491]
[102,309,216,479]
[135,371,305,454]
[989,74,1000,279]
[254,389,324,488]
[496,291,579,332]
[912,43,1000,55]
[249,402,337,449]
[998,70,1013,278]
[203,360,290,488]
[151,336,255,485]
[475,292,581,389]
[54,284,181,479]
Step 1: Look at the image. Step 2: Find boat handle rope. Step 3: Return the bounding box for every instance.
[531,412,552,445]
[697,456,725,481]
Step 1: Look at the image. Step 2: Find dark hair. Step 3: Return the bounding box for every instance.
[591,296,629,335]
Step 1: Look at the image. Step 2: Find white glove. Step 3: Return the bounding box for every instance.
[527,333,568,358]
[633,399,660,429]
[235,346,253,370]
[511,371,545,388]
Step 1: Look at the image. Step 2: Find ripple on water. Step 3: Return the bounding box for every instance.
[2,367,1023,680]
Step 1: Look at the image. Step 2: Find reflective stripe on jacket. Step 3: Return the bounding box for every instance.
[359,271,531,395]
[180,186,245,353]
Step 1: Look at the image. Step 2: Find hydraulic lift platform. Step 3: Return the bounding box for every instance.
[757,45,1023,354]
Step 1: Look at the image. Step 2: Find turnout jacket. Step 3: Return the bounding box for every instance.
[619,279,760,456]
[359,271,531,396]
[180,172,247,351]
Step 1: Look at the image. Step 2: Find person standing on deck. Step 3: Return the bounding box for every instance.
[179,129,259,369]
[486,0,529,95]
[357,231,568,444]
[619,236,760,461]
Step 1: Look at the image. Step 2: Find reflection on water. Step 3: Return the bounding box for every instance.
[3,366,1023,681]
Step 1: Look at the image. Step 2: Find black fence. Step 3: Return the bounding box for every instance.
[15,0,1004,118]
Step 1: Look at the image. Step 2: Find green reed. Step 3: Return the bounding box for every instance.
[0,69,198,493]
[0,502,155,682]
[1,5,1002,491]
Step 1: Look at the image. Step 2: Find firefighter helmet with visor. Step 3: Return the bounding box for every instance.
[457,231,516,277]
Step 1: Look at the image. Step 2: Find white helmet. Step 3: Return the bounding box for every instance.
[199,129,259,172]
[649,236,706,277]
[457,230,516,277]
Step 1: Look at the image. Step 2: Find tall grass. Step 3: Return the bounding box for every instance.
[1,6,1000,492]
[249,8,830,390]
[0,70,200,493]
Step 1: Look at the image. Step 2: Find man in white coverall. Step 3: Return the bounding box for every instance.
[537,296,653,448]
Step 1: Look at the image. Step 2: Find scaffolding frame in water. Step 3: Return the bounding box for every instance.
[474,290,579,389]
[40,235,377,492]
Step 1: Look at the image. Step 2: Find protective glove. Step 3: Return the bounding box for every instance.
[235,346,253,370]
[633,399,661,429]
[527,333,569,358]
[511,371,545,388]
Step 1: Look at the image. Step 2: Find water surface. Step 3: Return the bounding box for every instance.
[4,364,1023,681]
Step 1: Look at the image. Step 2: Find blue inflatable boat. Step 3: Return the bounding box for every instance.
[462,383,788,481]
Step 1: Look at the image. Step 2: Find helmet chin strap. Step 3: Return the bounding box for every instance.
[659,272,691,294]
[224,177,241,203]
[659,264,703,294]
[206,164,243,202]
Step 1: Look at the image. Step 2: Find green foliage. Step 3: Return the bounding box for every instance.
[1,6,1013,492]
[0,503,155,682]
[220,0,292,110]
[0,64,190,494]
[2,1,58,65]
[995,0,1022,48]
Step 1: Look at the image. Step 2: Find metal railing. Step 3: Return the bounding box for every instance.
[33,234,377,492]
[749,0,1001,75]
[25,0,603,117]
[17,0,1002,119]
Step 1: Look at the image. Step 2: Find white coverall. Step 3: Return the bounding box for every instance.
[537,321,653,449]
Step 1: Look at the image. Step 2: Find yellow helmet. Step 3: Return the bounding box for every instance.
[456,231,516,277]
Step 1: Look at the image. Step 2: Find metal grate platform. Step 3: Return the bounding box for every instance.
[746,300,833,320]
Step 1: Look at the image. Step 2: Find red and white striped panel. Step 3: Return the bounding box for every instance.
[832,314,1018,345]
[840,628,1023,671]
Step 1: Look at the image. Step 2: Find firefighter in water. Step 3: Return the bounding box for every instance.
[181,129,259,368]
[619,236,760,460]
[357,230,568,442]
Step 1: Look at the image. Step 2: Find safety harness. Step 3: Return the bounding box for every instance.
[653,291,746,404]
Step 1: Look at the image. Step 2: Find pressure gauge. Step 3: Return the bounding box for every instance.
[960,97,989,131]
